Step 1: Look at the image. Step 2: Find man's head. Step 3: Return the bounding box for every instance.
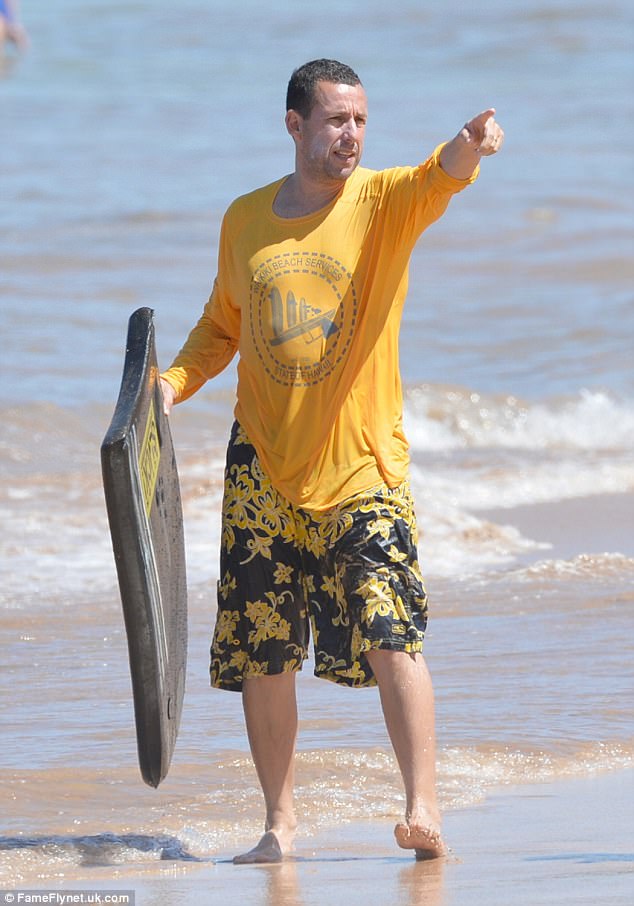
[285,59,368,185]
[286,59,362,119]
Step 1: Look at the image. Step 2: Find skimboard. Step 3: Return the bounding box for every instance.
[101,307,187,788]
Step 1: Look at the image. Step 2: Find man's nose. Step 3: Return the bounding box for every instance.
[341,118,358,142]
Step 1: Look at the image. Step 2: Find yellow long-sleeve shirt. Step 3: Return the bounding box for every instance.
[162,145,477,509]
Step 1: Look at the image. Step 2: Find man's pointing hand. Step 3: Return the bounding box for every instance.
[440,108,504,179]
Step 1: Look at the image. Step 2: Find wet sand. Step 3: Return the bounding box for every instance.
[480,492,634,562]
[25,769,632,905]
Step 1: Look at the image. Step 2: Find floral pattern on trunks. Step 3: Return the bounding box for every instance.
[210,423,428,691]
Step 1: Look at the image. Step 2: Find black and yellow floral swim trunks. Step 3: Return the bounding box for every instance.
[210,422,428,691]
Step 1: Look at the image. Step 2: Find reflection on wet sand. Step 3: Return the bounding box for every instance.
[240,851,445,906]
[263,861,301,906]
[398,857,445,906]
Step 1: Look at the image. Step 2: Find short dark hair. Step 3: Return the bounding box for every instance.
[286,59,362,118]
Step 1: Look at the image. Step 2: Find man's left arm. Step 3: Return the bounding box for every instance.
[439,108,504,180]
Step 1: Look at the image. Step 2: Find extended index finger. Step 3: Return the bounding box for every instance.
[468,108,496,131]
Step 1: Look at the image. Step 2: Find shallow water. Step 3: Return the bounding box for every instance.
[1,0,633,883]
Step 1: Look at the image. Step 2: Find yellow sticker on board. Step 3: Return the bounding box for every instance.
[139,398,161,516]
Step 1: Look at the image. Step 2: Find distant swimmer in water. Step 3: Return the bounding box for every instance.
[0,0,29,53]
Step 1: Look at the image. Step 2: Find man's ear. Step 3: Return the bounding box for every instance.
[285,109,303,141]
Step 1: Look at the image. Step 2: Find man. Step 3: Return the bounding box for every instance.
[160,59,503,864]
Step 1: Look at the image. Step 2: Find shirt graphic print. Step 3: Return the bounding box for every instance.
[249,250,358,387]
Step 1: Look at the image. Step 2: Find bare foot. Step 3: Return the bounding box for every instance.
[233,829,288,865]
[394,821,447,861]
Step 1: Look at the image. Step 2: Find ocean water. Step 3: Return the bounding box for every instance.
[1,0,633,884]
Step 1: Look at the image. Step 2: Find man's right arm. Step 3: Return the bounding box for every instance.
[160,277,240,414]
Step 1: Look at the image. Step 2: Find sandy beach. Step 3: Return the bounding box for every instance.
[172,771,634,906]
[7,769,630,905]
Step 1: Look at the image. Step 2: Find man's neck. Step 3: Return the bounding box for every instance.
[272,172,345,219]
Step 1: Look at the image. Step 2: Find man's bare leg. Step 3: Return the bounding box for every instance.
[366,649,447,860]
[233,671,298,864]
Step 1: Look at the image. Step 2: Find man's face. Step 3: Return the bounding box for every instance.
[290,80,368,185]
